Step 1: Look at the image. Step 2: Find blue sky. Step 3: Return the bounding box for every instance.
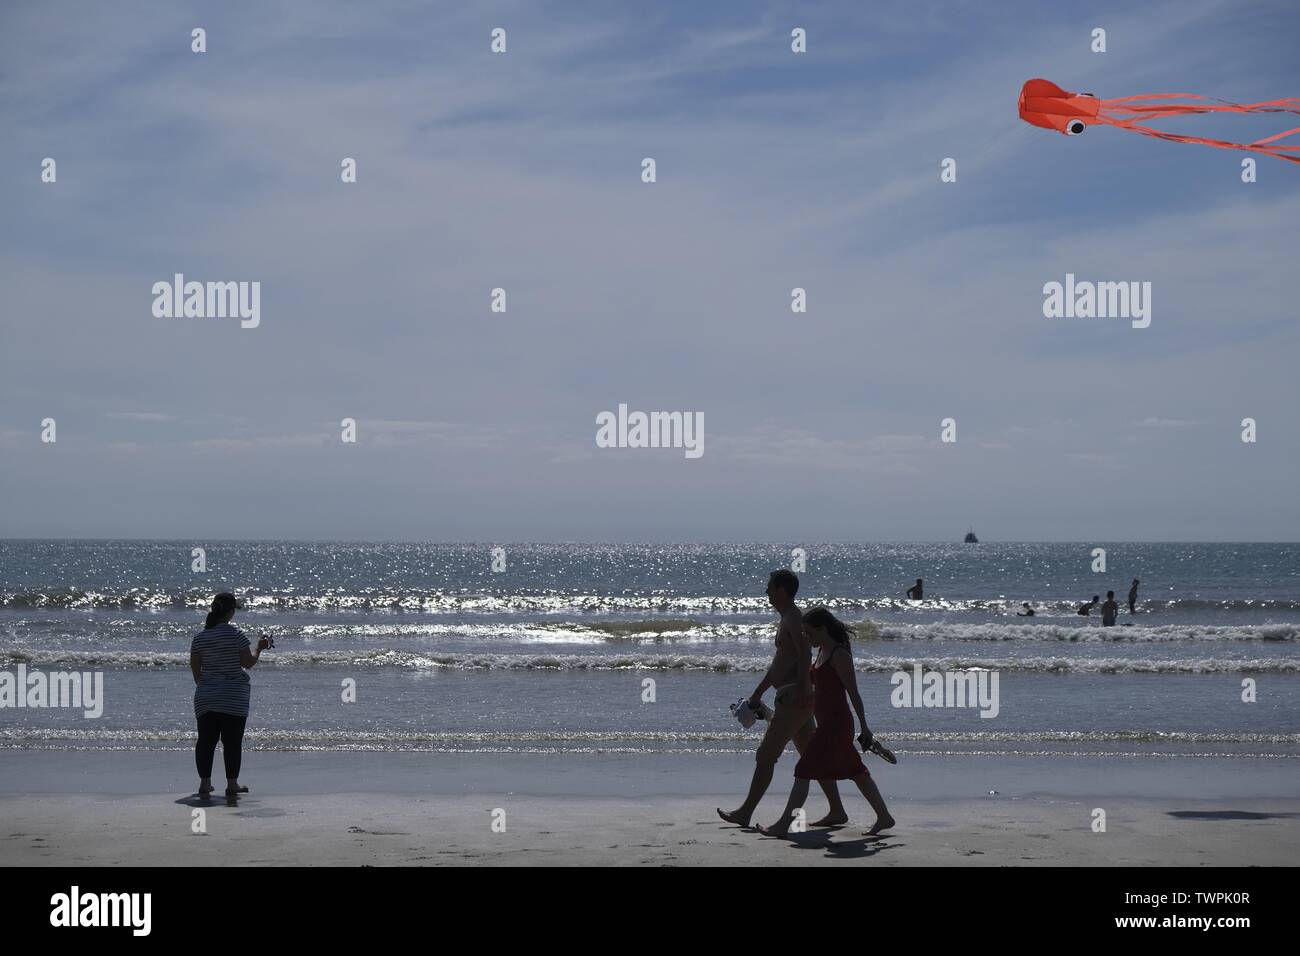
[1,0,1298,541]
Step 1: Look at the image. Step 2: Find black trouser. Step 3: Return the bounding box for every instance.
[196,711,247,779]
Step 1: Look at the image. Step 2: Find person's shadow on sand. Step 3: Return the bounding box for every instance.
[174,793,241,809]
[173,794,285,816]
[762,828,901,860]
[823,836,900,860]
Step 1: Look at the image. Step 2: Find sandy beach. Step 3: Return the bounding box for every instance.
[3,750,1297,866]
[5,791,1298,867]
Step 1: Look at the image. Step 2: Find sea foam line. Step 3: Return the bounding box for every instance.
[4,618,1294,646]
[6,588,1300,615]
[3,728,1296,744]
[0,741,1294,759]
[2,648,1299,673]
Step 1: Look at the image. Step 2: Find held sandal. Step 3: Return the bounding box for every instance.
[868,738,898,764]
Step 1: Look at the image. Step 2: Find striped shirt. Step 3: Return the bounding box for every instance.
[191,623,252,719]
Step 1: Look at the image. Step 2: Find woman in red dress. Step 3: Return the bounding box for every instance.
[760,607,896,837]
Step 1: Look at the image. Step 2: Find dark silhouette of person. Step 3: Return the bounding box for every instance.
[190,592,272,800]
[717,570,845,828]
[757,608,895,838]
[1101,591,1119,627]
[905,578,923,601]
[1077,595,1099,616]
[1128,578,1140,614]
[1017,602,1035,617]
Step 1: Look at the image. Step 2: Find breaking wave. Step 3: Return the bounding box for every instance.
[2,648,1297,674]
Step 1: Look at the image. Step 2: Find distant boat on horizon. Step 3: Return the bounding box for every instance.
[964,527,979,543]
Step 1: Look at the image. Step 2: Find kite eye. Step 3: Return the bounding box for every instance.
[1064,119,1087,135]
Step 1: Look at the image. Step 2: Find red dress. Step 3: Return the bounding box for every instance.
[794,649,869,781]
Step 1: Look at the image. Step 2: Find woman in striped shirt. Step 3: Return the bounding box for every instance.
[189,592,272,799]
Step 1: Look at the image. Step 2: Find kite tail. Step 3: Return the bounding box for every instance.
[1097,95,1300,163]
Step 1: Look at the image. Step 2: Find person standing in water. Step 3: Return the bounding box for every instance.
[1017,602,1036,617]
[1077,595,1100,616]
[759,608,895,837]
[718,571,846,828]
[905,578,924,601]
[190,592,272,800]
[1101,591,1119,627]
[1128,578,1140,614]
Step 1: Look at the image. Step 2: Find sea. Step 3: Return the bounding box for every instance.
[2,540,1297,762]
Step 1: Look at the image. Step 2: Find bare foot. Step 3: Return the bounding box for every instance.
[757,823,791,838]
[810,813,848,827]
[716,808,752,827]
[868,813,896,835]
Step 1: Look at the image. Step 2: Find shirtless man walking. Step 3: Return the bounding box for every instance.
[717,570,846,827]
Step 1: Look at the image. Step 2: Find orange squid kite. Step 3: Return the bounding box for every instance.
[1018,78,1300,164]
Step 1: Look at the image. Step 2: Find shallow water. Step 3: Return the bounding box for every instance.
[2,541,1297,758]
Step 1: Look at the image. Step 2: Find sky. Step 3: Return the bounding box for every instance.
[1,0,1298,542]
